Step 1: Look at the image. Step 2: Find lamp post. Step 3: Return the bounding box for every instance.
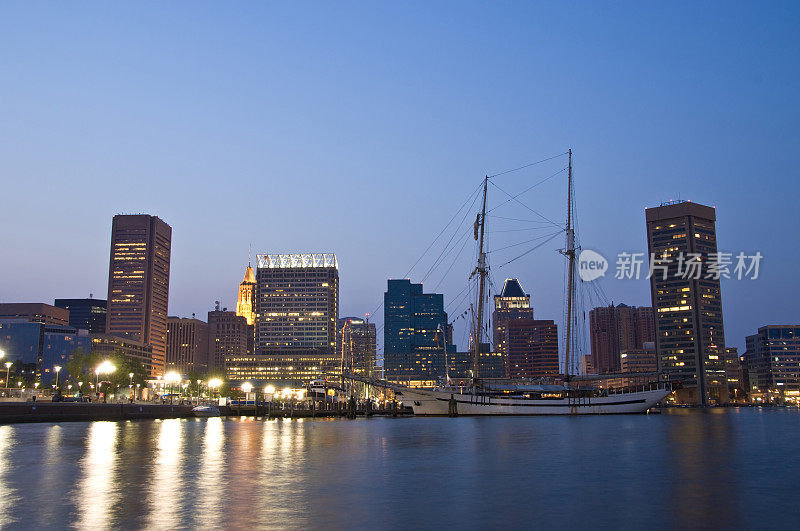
[95,361,116,403]
[54,365,62,389]
[164,372,181,403]
[208,378,222,400]
[241,382,253,417]
[196,379,202,404]
[4,361,11,397]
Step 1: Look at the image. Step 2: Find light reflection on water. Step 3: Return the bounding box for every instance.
[74,421,119,530]
[146,418,184,530]
[0,426,20,528]
[0,410,797,529]
[196,417,225,528]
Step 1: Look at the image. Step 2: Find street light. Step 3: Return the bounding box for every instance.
[208,378,222,399]
[196,379,202,403]
[54,365,62,388]
[241,382,254,413]
[164,371,181,402]
[95,361,116,402]
[4,361,11,397]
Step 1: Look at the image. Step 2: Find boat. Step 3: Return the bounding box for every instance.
[396,383,670,416]
[366,150,671,415]
[192,404,221,417]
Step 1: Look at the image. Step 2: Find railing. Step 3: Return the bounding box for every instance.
[605,381,670,396]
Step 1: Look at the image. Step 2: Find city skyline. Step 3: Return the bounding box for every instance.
[1,3,798,355]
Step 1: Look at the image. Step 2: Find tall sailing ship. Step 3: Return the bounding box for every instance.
[374,150,671,415]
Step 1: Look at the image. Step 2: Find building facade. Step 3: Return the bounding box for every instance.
[247,253,339,385]
[0,303,69,326]
[54,298,107,333]
[225,351,341,385]
[89,333,154,376]
[106,214,172,377]
[384,279,453,386]
[744,326,800,400]
[166,316,209,374]
[208,310,250,375]
[724,347,746,401]
[646,201,728,405]
[492,279,533,367]
[589,304,655,374]
[339,316,377,378]
[0,320,90,386]
[505,319,559,379]
[450,344,506,380]
[620,343,658,373]
[255,253,338,353]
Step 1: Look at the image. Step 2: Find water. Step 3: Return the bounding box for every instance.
[0,408,798,530]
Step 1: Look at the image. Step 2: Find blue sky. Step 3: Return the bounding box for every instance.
[1,1,798,353]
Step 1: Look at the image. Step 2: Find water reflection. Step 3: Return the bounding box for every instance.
[254,420,309,526]
[196,418,225,528]
[74,421,119,530]
[0,410,796,528]
[0,426,19,528]
[666,410,740,529]
[146,419,185,530]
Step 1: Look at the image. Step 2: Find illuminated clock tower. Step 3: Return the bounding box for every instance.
[236,255,256,326]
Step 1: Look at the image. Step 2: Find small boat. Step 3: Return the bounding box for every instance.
[192,404,221,417]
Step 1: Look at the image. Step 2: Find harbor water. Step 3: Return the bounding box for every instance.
[0,408,797,529]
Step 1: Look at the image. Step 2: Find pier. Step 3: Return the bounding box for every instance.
[0,400,412,423]
[0,401,194,424]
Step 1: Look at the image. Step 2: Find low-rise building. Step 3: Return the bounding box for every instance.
[0,303,70,326]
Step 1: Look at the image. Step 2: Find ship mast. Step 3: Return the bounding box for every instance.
[564,149,575,381]
[472,176,489,381]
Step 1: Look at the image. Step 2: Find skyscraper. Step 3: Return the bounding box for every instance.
[236,259,256,326]
[646,201,727,405]
[106,214,172,377]
[505,319,559,379]
[255,253,339,352]
[242,253,340,385]
[338,316,377,378]
[384,279,453,386]
[492,278,533,364]
[166,316,209,374]
[54,298,107,333]
[589,303,655,374]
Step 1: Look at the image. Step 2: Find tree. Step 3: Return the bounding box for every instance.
[66,348,148,394]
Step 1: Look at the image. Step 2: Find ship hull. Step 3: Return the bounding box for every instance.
[396,387,670,416]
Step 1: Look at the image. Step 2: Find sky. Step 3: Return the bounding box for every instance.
[1,1,798,355]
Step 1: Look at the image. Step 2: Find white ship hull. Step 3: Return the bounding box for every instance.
[396,386,670,416]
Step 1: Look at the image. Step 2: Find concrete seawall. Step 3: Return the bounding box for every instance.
[0,402,194,423]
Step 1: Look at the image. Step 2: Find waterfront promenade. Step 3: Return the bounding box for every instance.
[0,400,410,423]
